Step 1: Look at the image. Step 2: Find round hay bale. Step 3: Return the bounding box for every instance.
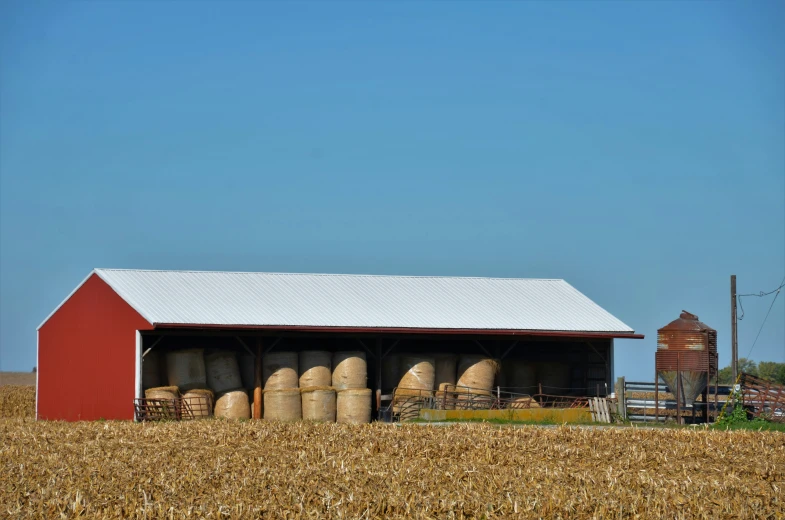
[142,350,162,390]
[214,389,250,420]
[299,351,332,388]
[238,353,256,390]
[397,355,435,396]
[263,352,299,390]
[331,351,367,390]
[301,386,336,422]
[144,386,179,416]
[381,354,400,391]
[166,349,207,392]
[456,356,499,393]
[205,351,243,394]
[434,354,457,388]
[537,362,571,394]
[264,389,302,421]
[508,396,540,409]
[336,388,372,424]
[505,360,538,394]
[182,388,214,417]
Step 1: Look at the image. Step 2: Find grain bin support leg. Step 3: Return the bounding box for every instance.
[254,338,263,420]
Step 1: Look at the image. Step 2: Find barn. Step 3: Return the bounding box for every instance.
[36,269,643,421]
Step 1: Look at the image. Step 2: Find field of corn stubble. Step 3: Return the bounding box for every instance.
[2,417,784,519]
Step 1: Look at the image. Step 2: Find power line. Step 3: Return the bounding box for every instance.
[744,274,785,360]
[737,276,785,321]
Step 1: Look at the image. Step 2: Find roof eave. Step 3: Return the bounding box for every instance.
[153,322,644,339]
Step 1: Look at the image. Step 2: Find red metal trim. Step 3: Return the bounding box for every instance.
[154,322,643,339]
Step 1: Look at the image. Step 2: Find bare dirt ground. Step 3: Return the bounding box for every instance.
[0,372,36,386]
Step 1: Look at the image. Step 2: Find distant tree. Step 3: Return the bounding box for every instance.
[717,358,758,384]
[776,365,785,385]
[32,367,36,373]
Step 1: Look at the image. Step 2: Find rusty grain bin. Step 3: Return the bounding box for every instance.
[656,310,718,405]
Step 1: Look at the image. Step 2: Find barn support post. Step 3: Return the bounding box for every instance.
[655,366,659,423]
[254,338,263,420]
[376,338,383,416]
[134,331,142,421]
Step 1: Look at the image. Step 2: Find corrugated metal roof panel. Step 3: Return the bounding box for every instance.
[80,269,635,333]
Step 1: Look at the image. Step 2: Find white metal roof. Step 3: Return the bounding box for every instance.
[39,269,636,334]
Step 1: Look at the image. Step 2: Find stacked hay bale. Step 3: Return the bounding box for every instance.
[433,354,457,406]
[504,360,538,395]
[299,351,332,387]
[263,352,301,421]
[182,389,214,417]
[332,351,371,424]
[337,388,372,424]
[166,349,207,391]
[238,352,256,391]
[301,387,336,422]
[205,351,248,420]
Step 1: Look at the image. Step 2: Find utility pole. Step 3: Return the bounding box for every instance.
[731,275,738,382]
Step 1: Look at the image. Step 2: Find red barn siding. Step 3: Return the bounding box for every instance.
[38,274,152,421]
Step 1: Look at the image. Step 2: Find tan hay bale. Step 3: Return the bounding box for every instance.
[434,354,457,388]
[142,350,161,390]
[264,389,302,421]
[166,349,207,392]
[182,389,214,417]
[337,388,372,424]
[456,356,499,393]
[0,386,36,418]
[299,351,332,388]
[381,354,401,391]
[144,386,179,416]
[537,362,571,394]
[508,397,540,409]
[301,387,336,422]
[397,355,435,396]
[214,389,251,420]
[205,351,243,394]
[332,351,367,390]
[263,352,299,390]
[238,353,256,390]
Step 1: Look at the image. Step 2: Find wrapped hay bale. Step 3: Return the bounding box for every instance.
[182,388,214,417]
[215,389,251,420]
[381,354,401,391]
[537,362,571,395]
[142,350,161,390]
[166,349,207,392]
[238,353,256,390]
[301,386,336,422]
[505,360,538,394]
[205,351,243,394]
[331,351,367,390]
[434,354,457,388]
[456,355,499,393]
[145,386,179,417]
[337,388,372,424]
[263,352,299,390]
[299,351,332,388]
[264,389,302,421]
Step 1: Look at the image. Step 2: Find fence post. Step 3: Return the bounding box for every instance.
[616,376,626,420]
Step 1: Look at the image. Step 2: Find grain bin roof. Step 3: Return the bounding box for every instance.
[39,269,640,337]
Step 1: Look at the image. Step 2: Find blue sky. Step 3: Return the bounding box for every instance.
[1,1,783,380]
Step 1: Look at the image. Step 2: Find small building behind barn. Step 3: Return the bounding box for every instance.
[36,269,642,421]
